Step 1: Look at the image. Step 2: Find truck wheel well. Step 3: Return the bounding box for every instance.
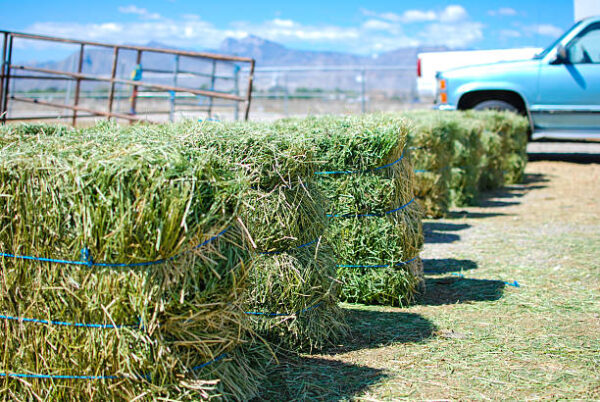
[458,90,527,115]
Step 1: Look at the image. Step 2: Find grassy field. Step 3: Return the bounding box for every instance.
[256,159,600,400]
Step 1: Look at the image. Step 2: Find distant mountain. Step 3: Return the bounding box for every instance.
[12,36,449,95]
[217,35,366,66]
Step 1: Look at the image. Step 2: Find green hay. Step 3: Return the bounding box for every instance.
[447,116,486,206]
[270,115,424,307]
[463,110,529,189]
[123,121,349,350]
[401,111,459,217]
[399,110,528,217]
[0,124,266,400]
[238,183,348,350]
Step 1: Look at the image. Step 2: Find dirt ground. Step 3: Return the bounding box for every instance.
[259,152,600,400]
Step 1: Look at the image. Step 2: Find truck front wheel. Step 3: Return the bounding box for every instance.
[472,100,518,113]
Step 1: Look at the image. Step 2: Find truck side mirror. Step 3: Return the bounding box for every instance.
[554,44,569,64]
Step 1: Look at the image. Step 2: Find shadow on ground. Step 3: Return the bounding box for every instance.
[423,258,478,274]
[528,152,600,164]
[418,276,505,306]
[255,355,387,401]
[448,210,509,219]
[423,221,470,243]
[330,310,436,354]
[255,309,435,401]
[459,172,550,210]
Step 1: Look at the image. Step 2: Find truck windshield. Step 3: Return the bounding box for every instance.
[534,21,582,59]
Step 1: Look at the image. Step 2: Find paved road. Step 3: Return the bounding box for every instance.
[527,141,600,163]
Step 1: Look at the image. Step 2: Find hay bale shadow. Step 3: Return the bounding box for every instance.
[447,210,510,219]
[424,221,470,244]
[254,309,434,400]
[423,258,478,275]
[528,152,600,164]
[418,277,505,306]
[522,172,550,185]
[255,355,387,401]
[327,310,435,354]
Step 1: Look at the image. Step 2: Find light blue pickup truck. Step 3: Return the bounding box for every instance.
[435,16,600,140]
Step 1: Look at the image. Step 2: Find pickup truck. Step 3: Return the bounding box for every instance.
[435,16,600,140]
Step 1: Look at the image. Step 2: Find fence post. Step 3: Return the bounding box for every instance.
[207,60,217,119]
[107,46,119,120]
[284,72,289,117]
[361,68,366,114]
[1,35,13,124]
[170,54,179,122]
[244,59,255,121]
[129,49,142,120]
[233,64,240,121]
[0,33,8,122]
[72,43,85,126]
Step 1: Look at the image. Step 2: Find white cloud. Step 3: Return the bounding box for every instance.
[118,5,161,20]
[230,19,360,42]
[527,24,563,37]
[400,10,437,23]
[26,19,234,49]
[361,5,465,23]
[22,5,485,56]
[500,29,522,38]
[271,19,295,28]
[488,7,518,17]
[439,5,468,23]
[362,19,395,31]
[420,21,484,48]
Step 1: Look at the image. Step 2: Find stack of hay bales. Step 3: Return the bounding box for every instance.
[154,121,348,350]
[464,110,529,189]
[447,115,486,206]
[400,111,461,218]
[272,115,424,307]
[0,123,265,400]
[400,110,528,217]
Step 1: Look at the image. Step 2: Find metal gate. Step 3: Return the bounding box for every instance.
[0,30,255,124]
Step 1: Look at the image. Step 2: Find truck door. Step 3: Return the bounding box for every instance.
[534,22,600,133]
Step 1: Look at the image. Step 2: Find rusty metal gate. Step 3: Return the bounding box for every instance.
[0,30,255,124]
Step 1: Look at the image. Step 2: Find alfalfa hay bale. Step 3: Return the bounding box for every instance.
[272,115,424,307]
[0,123,265,400]
[152,121,348,350]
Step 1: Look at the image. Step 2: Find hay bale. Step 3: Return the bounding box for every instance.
[399,110,528,216]
[463,110,529,189]
[0,123,266,400]
[151,121,348,350]
[400,111,459,218]
[271,115,424,307]
[239,184,347,350]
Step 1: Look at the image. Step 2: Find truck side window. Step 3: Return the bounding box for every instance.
[569,24,600,64]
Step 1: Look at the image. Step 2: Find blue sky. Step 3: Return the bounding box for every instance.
[2,0,575,61]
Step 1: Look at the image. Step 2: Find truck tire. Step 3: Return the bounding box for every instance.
[473,100,518,113]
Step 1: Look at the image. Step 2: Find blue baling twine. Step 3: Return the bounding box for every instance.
[0,353,227,381]
[0,227,230,331]
[337,255,419,269]
[0,372,121,380]
[0,227,230,268]
[314,149,406,175]
[258,238,319,255]
[192,353,228,370]
[245,302,321,317]
[0,314,138,329]
[327,197,415,218]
